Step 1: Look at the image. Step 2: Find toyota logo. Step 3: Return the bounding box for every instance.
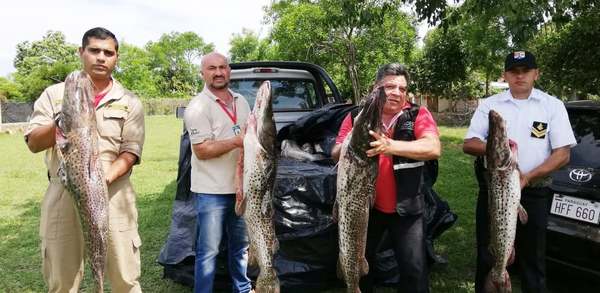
[569,169,593,183]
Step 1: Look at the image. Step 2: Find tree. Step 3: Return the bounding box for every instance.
[413,26,483,105]
[146,32,214,97]
[14,31,79,75]
[532,7,600,98]
[449,0,600,98]
[454,0,597,48]
[438,5,509,97]
[12,31,79,101]
[267,0,416,102]
[229,29,276,62]
[0,77,23,101]
[113,43,160,98]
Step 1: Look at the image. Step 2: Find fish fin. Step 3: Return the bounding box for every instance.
[332,200,338,222]
[331,162,339,172]
[248,241,258,268]
[261,163,276,216]
[273,237,280,254]
[57,161,71,192]
[235,151,245,216]
[368,184,376,208]
[336,256,344,280]
[360,256,369,276]
[518,204,528,224]
[261,190,272,216]
[508,246,515,266]
[55,127,68,151]
[235,196,246,217]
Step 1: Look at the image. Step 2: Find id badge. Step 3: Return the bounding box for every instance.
[232,124,241,135]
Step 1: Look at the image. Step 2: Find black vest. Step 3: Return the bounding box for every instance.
[391,103,426,216]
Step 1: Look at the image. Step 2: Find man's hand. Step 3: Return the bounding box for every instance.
[105,152,138,185]
[192,126,247,160]
[520,172,530,190]
[366,130,392,157]
[234,126,246,148]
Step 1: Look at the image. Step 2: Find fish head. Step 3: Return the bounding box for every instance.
[60,71,95,132]
[251,81,276,151]
[349,86,387,154]
[487,110,517,169]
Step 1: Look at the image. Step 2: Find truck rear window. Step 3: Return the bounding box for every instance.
[229,79,318,111]
[568,109,600,168]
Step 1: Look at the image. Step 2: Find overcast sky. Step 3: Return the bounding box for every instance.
[0,0,272,77]
[1,0,432,78]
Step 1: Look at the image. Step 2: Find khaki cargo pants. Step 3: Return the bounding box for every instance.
[40,177,142,293]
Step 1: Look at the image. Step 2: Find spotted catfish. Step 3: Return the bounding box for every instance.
[334,87,387,293]
[235,81,279,293]
[485,110,528,293]
[56,71,109,292]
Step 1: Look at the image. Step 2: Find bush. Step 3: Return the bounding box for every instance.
[0,77,24,101]
[142,98,190,116]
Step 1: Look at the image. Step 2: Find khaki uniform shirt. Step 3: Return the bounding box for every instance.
[26,78,145,237]
[184,87,250,194]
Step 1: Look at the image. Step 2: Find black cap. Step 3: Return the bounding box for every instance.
[504,50,537,71]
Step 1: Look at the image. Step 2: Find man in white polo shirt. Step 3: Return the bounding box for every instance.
[463,50,576,293]
[183,52,252,293]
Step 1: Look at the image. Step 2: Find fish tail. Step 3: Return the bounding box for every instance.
[484,269,512,293]
[256,267,280,293]
[360,256,369,276]
[336,256,344,280]
[92,264,105,293]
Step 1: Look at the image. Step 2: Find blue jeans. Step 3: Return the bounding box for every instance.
[194,193,252,293]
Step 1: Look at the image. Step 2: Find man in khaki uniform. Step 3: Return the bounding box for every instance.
[25,27,145,293]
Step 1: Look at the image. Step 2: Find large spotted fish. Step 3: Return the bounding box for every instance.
[485,110,527,293]
[235,81,279,293]
[334,87,386,293]
[56,71,109,292]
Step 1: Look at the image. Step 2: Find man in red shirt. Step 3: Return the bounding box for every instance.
[332,63,440,293]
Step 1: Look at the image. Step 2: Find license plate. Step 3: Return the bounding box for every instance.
[551,194,600,224]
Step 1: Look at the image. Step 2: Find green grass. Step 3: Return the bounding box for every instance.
[0,115,188,292]
[0,117,482,292]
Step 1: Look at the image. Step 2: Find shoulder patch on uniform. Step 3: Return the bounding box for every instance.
[531,121,547,138]
[105,103,130,112]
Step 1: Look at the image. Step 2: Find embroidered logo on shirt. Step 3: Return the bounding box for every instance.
[190,128,199,136]
[531,121,548,138]
[399,121,414,131]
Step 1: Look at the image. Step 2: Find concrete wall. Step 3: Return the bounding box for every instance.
[1,101,34,123]
[0,122,28,134]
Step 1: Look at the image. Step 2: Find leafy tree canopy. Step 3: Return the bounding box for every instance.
[146,31,214,97]
[12,31,79,101]
[266,0,416,101]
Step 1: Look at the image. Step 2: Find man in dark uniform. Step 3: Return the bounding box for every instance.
[463,50,576,292]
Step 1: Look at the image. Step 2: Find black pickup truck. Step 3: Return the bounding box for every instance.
[546,100,600,290]
[158,61,456,291]
[229,61,345,129]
